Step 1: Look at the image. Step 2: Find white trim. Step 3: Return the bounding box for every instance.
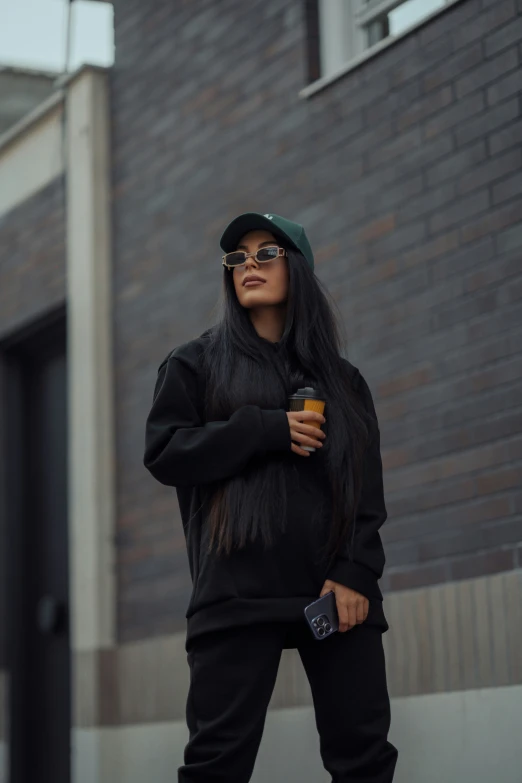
[300,0,464,100]
[0,100,64,217]
[0,89,64,155]
[66,68,115,655]
[0,65,107,156]
[54,63,109,92]
[317,0,362,80]
[66,67,116,783]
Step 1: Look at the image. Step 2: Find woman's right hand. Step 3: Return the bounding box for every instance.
[286,411,326,457]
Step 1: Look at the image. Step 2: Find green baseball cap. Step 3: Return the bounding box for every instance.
[220,212,315,272]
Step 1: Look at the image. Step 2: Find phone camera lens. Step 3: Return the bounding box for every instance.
[316,616,324,626]
[318,627,325,636]
[325,623,331,633]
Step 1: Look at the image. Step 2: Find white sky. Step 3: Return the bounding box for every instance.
[0,0,114,72]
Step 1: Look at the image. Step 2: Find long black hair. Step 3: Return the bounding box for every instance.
[199,245,372,571]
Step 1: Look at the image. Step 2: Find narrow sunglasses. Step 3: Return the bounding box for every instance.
[222,245,287,269]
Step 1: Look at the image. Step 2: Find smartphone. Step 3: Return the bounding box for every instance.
[304,590,339,640]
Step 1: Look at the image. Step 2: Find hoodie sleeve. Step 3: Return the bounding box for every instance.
[325,369,387,601]
[144,349,292,487]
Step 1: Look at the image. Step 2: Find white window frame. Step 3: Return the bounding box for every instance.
[303,0,463,99]
[317,0,363,81]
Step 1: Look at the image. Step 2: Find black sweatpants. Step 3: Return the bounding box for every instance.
[179,618,398,782]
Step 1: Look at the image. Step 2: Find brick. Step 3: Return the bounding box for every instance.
[453,0,517,48]
[364,175,424,217]
[484,17,522,57]
[463,256,522,291]
[378,365,433,398]
[496,223,522,253]
[388,477,476,518]
[0,178,66,340]
[487,69,522,105]
[313,110,366,154]
[420,516,522,561]
[418,530,481,561]
[402,229,460,267]
[423,41,483,93]
[450,548,515,581]
[398,181,456,223]
[477,467,522,496]
[424,91,485,139]
[492,171,522,205]
[423,0,481,43]
[358,214,396,243]
[456,48,519,98]
[397,133,455,178]
[467,302,522,345]
[365,126,422,170]
[385,540,419,568]
[389,37,451,88]
[397,86,454,132]
[343,120,395,161]
[466,405,522,449]
[460,355,522,395]
[455,98,519,147]
[426,140,487,187]
[457,148,522,195]
[429,190,490,235]
[361,31,420,79]
[388,561,450,591]
[488,0,519,20]
[513,493,522,515]
[368,220,426,258]
[365,80,421,127]
[460,200,522,244]
[489,119,522,155]
[482,519,522,552]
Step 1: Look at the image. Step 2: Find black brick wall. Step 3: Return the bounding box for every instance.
[111,0,522,641]
[0,178,66,340]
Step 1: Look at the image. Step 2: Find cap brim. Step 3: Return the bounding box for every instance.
[220,213,291,253]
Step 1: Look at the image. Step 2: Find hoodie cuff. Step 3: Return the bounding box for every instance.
[326,559,383,601]
[260,408,292,453]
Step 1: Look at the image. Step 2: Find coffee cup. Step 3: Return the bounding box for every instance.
[288,386,326,452]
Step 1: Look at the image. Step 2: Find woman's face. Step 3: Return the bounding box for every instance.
[232,229,289,309]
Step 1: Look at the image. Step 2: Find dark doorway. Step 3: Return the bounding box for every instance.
[2,310,70,783]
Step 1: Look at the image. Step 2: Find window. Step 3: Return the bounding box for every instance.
[317,0,454,81]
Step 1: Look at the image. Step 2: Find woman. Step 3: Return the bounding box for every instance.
[144,212,398,782]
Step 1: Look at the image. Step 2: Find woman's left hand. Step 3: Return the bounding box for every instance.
[320,579,369,632]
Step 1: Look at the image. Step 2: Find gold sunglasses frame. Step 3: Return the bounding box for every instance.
[222,245,287,270]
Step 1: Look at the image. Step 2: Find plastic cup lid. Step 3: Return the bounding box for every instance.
[289,386,324,400]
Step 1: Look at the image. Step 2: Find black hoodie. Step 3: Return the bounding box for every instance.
[144,328,389,644]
